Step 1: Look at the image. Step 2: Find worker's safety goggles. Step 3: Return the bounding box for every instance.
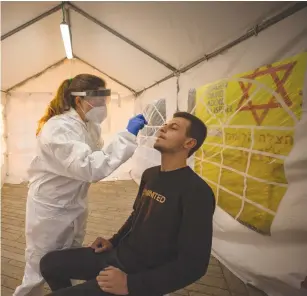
[71,89,111,107]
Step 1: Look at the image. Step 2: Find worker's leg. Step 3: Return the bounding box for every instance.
[13,197,48,296]
[40,247,120,292]
[45,280,109,296]
[13,197,78,296]
[13,247,45,296]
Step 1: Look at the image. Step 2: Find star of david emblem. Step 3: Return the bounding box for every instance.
[236,62,297,125]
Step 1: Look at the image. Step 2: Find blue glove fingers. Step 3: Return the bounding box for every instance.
[135,114,148,125]
[133,118,145,129]
[127,116,146,136]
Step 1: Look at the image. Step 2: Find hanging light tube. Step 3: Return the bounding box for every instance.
[60,21,73,59]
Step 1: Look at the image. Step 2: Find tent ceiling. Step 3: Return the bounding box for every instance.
[1,11,65,91]
[71,10,172,91]
[75,1,291,69]
[0,1,302,93]
[1,1,59,35]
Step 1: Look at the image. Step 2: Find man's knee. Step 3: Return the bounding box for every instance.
[40,251,59,278]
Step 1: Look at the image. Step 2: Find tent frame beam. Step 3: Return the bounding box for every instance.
[180,2,307,74]
[74,56,137,95]
[2,2,306,96]
[67,2,177,72]
[1,4,63,41]
[1,2,177,72]
[136,2,307,96]
[5,57,137,95]
[5,58,67,92]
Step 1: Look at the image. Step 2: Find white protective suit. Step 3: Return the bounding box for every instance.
[14,108,137,296]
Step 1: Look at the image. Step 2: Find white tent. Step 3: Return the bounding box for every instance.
[1,2,307,296]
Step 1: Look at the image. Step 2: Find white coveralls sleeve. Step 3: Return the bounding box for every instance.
[38,124,137,183]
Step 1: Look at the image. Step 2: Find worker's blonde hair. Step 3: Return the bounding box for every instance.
[36,74,106,136]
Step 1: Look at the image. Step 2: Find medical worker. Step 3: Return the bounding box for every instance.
[13,74,146,296]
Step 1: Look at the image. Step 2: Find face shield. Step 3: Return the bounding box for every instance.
[71,89,111,106]
[71,89,111,124]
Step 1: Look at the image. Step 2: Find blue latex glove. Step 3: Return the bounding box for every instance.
[127,114,148,136]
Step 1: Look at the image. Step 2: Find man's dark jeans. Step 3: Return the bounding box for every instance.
[40,247,124,296]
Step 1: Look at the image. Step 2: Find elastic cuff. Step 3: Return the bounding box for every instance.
[122,129,137,140]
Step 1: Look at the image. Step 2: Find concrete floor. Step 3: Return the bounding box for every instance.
[1,181,266,296]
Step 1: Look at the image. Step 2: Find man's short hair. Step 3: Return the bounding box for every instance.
[173,112,207,157]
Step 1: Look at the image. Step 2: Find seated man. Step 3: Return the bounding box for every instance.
[40,111,216,296]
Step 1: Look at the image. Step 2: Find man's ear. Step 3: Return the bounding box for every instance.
[184,138,197,150]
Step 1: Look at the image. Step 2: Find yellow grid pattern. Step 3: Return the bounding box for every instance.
[194,52,307,235]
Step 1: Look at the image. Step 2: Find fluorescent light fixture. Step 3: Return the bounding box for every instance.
[60,22,73,59]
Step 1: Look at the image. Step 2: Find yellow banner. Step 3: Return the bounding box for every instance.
[195,52,307,235]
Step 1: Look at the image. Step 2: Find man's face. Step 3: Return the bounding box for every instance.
[154,117,196,155]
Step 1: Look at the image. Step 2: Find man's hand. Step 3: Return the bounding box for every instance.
[97,266,128,295]
[90,237,113,253]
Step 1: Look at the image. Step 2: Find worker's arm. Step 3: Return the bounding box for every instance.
[127,184,215,296]
[38,121,139,183]
[87,121,104,150]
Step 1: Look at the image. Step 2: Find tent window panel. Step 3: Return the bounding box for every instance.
[140,99,166,137]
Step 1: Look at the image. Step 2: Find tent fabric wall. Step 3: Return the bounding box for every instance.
[1,93,8,186]
[130,7,307,296]
[6,91,53,184]
[5,59,134,184]
[134,77,178,120]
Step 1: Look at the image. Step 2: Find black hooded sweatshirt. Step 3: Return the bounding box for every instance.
[109,165,215,296]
